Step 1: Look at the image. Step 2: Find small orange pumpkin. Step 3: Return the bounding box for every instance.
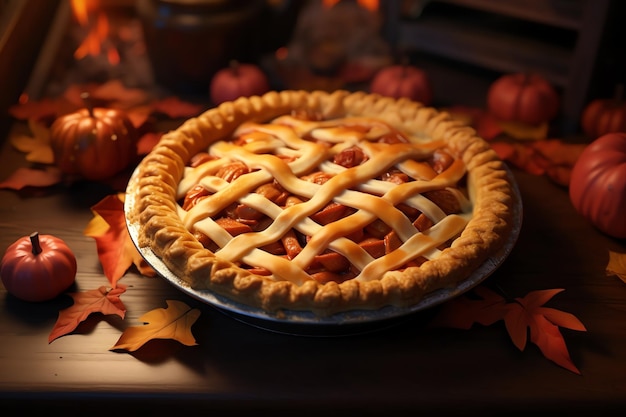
[569,132,626,239]
[487,72,560,125]
[581,84,626,138]
[209,60,270,106]
[50,94,138,180]
[369,64,432,105]
[1,232,77,302]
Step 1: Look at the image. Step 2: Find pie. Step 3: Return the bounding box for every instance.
[126,90,516,316]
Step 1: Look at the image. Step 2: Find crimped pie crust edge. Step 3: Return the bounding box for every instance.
[127,90,515,316]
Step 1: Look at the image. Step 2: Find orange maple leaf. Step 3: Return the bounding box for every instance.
[0,166,63,190]
[9,119,54,164]
[429,286,508,329]
[84,193,156,287]
[48,285,127,343]
[110,300,201,352]
[431,286,586,374]
[607,250,626,284]
[151,96,205,119]
[504,289,586,375]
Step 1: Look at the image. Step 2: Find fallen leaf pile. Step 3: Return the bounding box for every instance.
[0,80,203,190]
[447,106,587,186]
[431,286,586,374]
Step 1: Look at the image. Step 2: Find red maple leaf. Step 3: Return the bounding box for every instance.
[48,285,127,343]
[431,286,586,374]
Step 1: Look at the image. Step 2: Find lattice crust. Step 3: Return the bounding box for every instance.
[128,90,515,316]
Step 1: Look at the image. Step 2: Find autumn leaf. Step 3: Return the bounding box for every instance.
[151,96,205,119]
[431,286,586,374]
[0,166,63,190]
[84,193,156,287]
[497,119,549,141]
[490,139,585,186]
[504,289,586,375]
[10,119,54,164]
[9,98,65,120]
[137,132,163,155]
[607,250,626,283]
[48,285,127,343]
[111,300,201,352]
[430,286,508,329]
[91,79,151,109]
[444,106,503,141]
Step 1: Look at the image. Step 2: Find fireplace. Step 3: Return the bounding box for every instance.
[1,0,625,140]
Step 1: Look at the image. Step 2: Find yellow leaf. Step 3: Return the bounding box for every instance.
[83,212,110,237]
[607,250,626,284]
[498,120,548,141]
[10,119,54,164]
[110,300,201,352]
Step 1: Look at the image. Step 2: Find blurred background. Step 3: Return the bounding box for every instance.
[1,0,625,138]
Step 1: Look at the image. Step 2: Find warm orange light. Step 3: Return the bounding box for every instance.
[71,0,119,65]
[322,0,379,12]
[70,0,90,26]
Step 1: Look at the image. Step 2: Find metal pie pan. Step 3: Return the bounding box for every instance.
[125,168,522,336]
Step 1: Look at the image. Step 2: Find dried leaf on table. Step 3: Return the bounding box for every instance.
[91,79,151,109]
[490,141,546,176]
[125,104,154,129]
[490,139,585,187]
[444,106,503,141]
[9,119,54,164]
[151,96,205,119]
[84,193,156,288]
[429,286,509,329]
[607,250,626,283]
[48,285,127,343]
[505,289,586,375]
[497,119,549,141]
[137,132,163,156]
[8,96,77,121]
[0,166,63,190]
[111,300,201,352]
[431,286,586,374]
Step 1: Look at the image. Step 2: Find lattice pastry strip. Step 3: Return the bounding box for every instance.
[176,115,474,284]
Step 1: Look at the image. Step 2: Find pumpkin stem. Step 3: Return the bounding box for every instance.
[80,92,94,117]
[229,60,240,77]
[30,232,42,256]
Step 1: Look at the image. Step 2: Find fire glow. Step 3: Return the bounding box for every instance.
[71,0,120,65]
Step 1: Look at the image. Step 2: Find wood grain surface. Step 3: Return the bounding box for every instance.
[1,123,625,417]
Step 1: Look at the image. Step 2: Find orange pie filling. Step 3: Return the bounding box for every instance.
[174,113,474,287]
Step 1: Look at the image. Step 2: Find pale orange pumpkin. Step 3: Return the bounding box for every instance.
[1,232,77,302]
[50,95,138,180]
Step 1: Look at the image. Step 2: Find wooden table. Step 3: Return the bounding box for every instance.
[1,123,625,417]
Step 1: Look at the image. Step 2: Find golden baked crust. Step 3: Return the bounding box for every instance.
[127,90,515,316]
